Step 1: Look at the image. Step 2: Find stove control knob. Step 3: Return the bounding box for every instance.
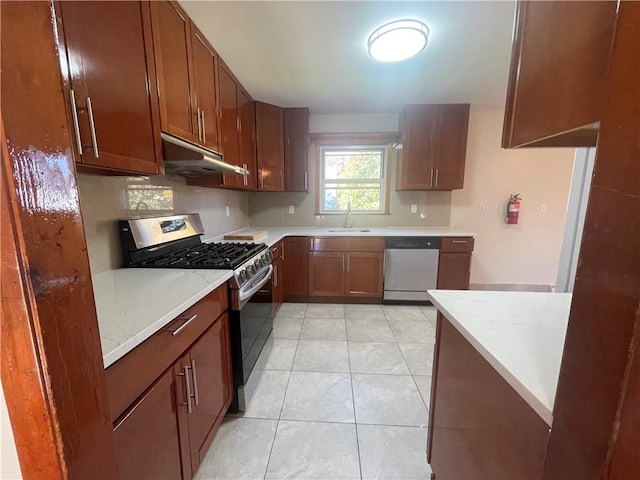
[246,265,256,278]
[264,250,273,263]
[239,270,248,285]
[254,259,263,270]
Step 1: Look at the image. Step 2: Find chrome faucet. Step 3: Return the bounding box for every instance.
[344,199,353,228]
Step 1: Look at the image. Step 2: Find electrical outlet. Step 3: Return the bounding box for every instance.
[410,204,418,213]
[288,205,295,214]
[225,206,230,217]
[541,203,548,213]
[478,203,486,213]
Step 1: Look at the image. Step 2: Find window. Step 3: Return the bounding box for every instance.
[319,146,388,214]
[126,185,174,212]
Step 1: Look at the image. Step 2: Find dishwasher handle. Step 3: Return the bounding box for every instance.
[385,237,441,249]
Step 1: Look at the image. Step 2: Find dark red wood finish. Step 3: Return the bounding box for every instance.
[57,0,162,175]
[345,252,384,298]
[429,314,549,479]
[1,2,119,477]
[437,237,474,290]
[284,236,309,299]
[255,101,285,191]
[542,3,640,478]
[218,62,241,187]
[502,1,618,148]
[284,107,310,192]
[433,104,470,190]
[238,88,257,190]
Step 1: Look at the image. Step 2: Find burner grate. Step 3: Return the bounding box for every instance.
[139,242,266,270]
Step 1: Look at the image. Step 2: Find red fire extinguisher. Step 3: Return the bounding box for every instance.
[506,194,521,224]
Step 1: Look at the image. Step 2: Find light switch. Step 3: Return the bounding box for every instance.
[225,206,230,217]
[288,205,295,214]
[410,204,418,213]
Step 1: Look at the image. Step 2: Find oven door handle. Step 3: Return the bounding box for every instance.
[238,265,273,303]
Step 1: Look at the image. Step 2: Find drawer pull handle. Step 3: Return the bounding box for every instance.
[165,314,197,336]
[191,359,199,406]
[452,240,468,243]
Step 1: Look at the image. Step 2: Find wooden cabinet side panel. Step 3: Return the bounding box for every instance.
[429,316,548,479]
[346,252,384,297]
[113,366,185,480]
[308,252,345,297]
[503,1,617,148]
[433,105,470,190]
[284,107,310,192]
[284,237,309,297]
[256,101,285,191]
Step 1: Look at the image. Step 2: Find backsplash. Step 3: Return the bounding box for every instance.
[78,173,249,274]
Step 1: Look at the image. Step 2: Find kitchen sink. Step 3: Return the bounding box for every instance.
[327,228,371,232]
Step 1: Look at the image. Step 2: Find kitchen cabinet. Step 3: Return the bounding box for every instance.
[284,237,309,300]
[437,237,474,290]
[150,1,221,153]
[308,237,384,299]
[428,313,548,479]
[284,108,310,191]
[106,285,231,480]
[55,1,162,175]
[397,104,470,191]
[270,242,285,312]
[216,62,241,188]
[256,101,285,191]
[502,1,617,148]
[238,87,257,190]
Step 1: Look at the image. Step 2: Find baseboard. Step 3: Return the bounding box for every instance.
[469,283,554,292]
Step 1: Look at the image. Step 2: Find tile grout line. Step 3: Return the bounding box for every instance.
[346,317,364,480]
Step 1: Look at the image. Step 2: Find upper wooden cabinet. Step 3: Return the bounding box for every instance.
[502,1,617,148]
[284,108,310,192]
[256,101,285,191]
[216,62,242,188]
[397,104,470,191]
[238,87,257,190]
[150,1,222,153]
[55,1,162,175]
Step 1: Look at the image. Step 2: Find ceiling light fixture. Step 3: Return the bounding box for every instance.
[368,19,429,63]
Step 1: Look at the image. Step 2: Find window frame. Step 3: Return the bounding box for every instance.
[314,134,393,215]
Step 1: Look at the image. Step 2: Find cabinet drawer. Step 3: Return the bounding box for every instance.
[440,237,474,253]
[105,284,228,422]
[311,237,384,252]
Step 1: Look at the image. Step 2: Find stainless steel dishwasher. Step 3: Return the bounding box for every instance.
[383,237,440,303]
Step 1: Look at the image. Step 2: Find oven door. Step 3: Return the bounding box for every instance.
[229,265,274,411]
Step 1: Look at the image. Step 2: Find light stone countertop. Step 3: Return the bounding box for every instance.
[93,268,232,368]
[427,290,572,426]
[212,226,477,247]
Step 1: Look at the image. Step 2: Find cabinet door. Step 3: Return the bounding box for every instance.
[308,252,345,297]
[284,108,310,191]
[284,237,309,298]
[273,256,284,313]
[437,253,471,290]
[186,313,233,471]
[396,105,437,190]
[58,1,161,175]
[191,27,221,152]
[113,365,187,480]
[256,101,285,191]
[433,105,470,190]
[218,63,241,187]
[346,252,384,297]
[238,88,257,190]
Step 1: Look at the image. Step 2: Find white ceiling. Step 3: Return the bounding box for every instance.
[180,1,516,115]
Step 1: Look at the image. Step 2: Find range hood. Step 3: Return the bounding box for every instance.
[161,133,248,178]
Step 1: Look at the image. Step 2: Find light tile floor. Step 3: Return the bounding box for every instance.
[195,303,436,480]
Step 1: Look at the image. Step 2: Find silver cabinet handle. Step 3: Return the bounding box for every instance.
[273,264,278,288]
[165,314,197,336]
[201,110,206,144]
[304,172,308,190]
[435,169,439,186]
[258,169,264,189]
[452,240,468,243]
[183,365,193,414]
[190,359,199,406]
[236,117,240,132]
[69,90,83,154]
[346,255,349,273]
[243,163,248,186]
[196,107,202,143]
[281,244,284,261]
[86,96,99,158]
[342,255,345,272]
[430,169,434,188]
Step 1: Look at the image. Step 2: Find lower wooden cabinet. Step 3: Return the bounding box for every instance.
[437,237,474,290]
[283,236,308,299]
[308,237,384,299]
[108,287,232,480]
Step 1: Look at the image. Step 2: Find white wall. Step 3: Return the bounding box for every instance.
[1,382,22,479]
[451,110,575,288]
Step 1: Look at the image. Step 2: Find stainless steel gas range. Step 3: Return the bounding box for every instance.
[119,213,274,411]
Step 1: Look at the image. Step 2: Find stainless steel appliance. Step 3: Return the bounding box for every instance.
[383,237,440,303]
[119,213,273,412]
